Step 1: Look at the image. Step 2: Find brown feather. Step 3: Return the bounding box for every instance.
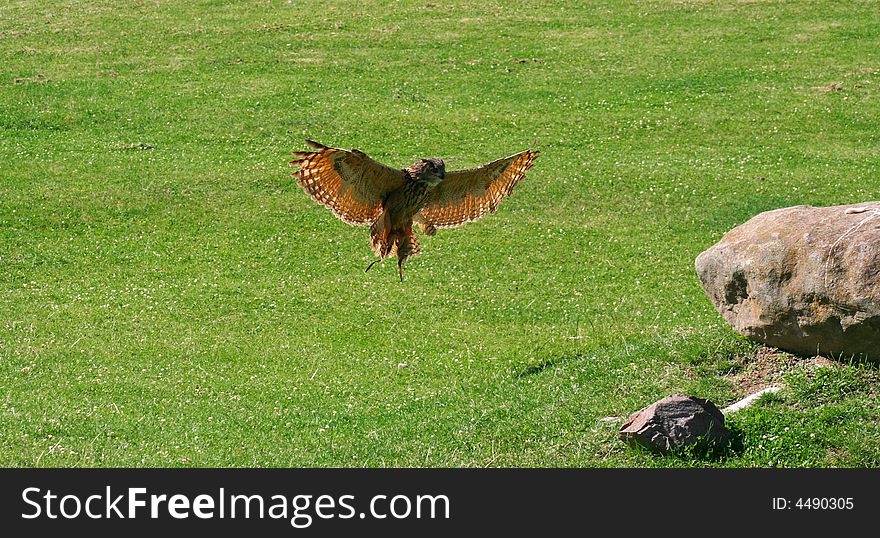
[419,149,539,229]
[290,140,406,226]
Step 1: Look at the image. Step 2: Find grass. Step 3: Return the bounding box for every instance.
[1,0,878,467]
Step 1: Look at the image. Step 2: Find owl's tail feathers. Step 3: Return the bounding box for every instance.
[396,225,419,254]
[368,214,420,280]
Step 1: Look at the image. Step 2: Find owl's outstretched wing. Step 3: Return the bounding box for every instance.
[290,140,406,225]
[418,149,539,230]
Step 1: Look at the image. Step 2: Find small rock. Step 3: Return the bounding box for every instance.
[618,395,729,454]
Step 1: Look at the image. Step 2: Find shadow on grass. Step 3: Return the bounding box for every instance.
[515,359,559,378]
[672,424,747,463]
[628,424,748,465]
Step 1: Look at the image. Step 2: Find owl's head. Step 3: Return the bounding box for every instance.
[409,158,446,186]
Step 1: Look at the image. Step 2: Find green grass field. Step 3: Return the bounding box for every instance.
[2,0,878,467]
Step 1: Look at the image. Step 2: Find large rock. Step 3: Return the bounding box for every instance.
[619,395,728,453]
[696,203,880,362]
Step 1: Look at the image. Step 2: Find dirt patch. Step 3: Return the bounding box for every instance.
[808,356,838,368]
[816,82,843,93]
[724,347,846,398]
[14,73,48,85]
[824,447,850,466]
[726,347,795,397]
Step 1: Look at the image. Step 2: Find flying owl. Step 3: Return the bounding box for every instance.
[290,140,540,280]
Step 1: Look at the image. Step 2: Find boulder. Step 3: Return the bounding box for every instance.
[696,203,880,362]
[619,395,729,454]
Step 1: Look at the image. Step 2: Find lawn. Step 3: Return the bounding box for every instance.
[1,0,878,467]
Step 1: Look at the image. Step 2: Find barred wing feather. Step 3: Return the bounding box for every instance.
[290,140,406,225]
[419,149,539,229]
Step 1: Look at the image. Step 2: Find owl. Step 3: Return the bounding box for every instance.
[291,140,539,280]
